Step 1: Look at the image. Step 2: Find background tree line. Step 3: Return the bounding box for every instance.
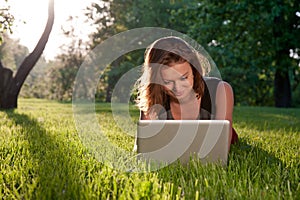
[1,0,299,107]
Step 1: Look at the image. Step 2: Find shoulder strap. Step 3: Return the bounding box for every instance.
[201,77,221,119]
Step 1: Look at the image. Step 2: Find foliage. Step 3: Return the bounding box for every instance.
[87,0,190,102]
[0,34,29,71]
[85,0,300,106]
[47,39,86,101]
[1,0,299,107]
[173,0,300,106]
[19,57,49,99]
[96,50,144,102]
[0,0,14,44]
[0,34,50,99]
[87,0,189,44]
[0,99,299,199]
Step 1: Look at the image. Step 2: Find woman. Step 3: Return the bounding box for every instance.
[135,36,238,150]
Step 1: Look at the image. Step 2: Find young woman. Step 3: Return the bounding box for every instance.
[135,36,238,149]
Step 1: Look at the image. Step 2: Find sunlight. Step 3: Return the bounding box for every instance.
[10,0,48,20]
[7,0,96,60]
[9,0,49,51]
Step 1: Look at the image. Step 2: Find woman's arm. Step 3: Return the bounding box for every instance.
[215,81,234,151]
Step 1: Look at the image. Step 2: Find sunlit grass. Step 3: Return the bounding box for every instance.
[0,99,299,199]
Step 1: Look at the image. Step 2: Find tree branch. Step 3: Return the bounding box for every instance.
[10,0,54,95]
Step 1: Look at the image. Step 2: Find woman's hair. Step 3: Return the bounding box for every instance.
[136,36,206,116]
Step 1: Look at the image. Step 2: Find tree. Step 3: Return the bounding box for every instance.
[0,35,47,99]
[86,0,189,102]
[48,25,87,101]
[174,0,300,107]
[0,0,14,44]
[0,34,29,71]
[0,0,54,109]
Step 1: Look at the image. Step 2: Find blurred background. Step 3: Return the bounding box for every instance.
[1,0,299,107]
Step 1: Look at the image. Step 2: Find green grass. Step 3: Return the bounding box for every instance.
[0,98,299,199]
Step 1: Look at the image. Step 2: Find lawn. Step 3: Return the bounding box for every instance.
[0,99,299,199]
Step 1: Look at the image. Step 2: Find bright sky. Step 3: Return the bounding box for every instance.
[6,0,96,60]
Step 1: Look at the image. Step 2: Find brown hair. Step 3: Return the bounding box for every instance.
[136,36,205,116]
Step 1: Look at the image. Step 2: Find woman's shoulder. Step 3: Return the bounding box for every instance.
[203,76,232,89]
[201,76,233,109]
[203,76,222,94]
[203,76,221,83]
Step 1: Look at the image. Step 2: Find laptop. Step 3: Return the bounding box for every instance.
[136,120,230,168]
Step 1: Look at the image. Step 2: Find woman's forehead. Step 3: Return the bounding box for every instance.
[160,62,192,77]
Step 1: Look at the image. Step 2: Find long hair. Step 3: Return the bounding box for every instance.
[136,36,206,116]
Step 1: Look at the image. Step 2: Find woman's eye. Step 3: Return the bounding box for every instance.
[163,80,171,84]
[181,76,188,80]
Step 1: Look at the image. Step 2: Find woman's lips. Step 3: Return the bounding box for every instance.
[173,91,184,96]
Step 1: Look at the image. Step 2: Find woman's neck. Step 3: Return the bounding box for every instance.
[170,95,201,120]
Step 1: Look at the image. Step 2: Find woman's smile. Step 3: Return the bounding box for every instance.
[160,61,195,102]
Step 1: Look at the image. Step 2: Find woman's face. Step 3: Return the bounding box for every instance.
[160,61,195,102]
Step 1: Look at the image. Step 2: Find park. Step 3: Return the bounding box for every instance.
[0,0,299,199]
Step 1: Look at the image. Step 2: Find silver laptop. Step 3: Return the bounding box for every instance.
[136,120,230,167]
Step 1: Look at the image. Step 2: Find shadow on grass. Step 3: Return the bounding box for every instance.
[4,109,91,199]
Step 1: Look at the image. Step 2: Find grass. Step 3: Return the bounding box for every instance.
[0,98,299,199]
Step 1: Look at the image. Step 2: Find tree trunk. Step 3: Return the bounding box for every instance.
[0,63,16,108]
[0,0,54,109]
[105,85,112,102]
[0,91,18,109]
[274,69,292,107]
[272,1,292,108]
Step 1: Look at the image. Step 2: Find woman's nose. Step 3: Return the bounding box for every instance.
[172,81,180,92]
